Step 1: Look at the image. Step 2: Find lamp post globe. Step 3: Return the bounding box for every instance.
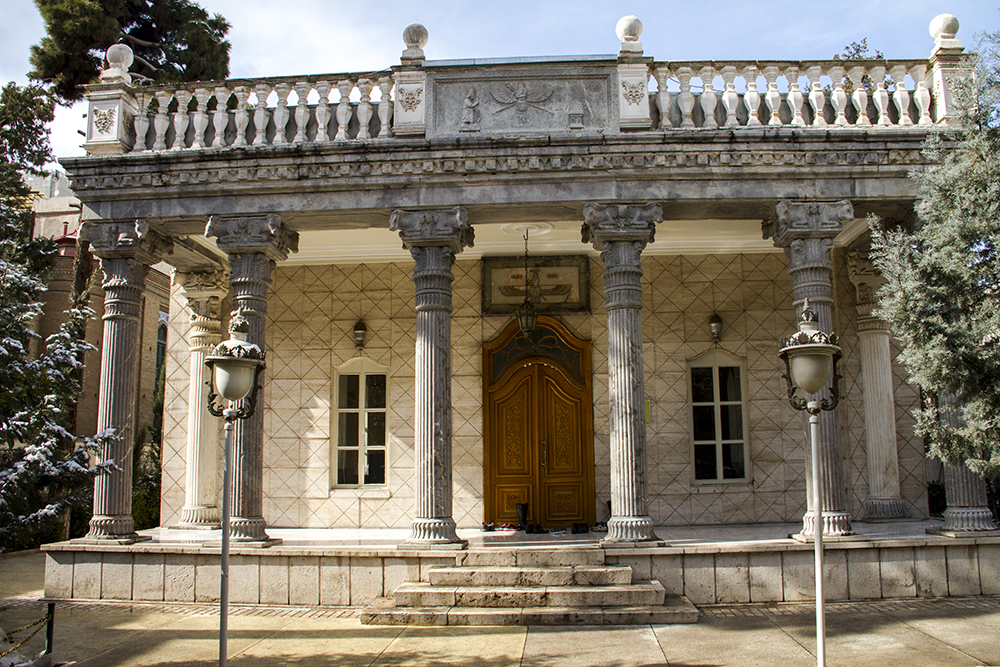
[205,314,264,403]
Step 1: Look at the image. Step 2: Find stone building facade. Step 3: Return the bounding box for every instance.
[59,13,997,548]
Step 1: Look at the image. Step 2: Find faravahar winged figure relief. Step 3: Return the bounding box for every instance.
[491,83,553,124]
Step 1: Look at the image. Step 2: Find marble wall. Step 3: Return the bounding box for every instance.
[160,250,928,529]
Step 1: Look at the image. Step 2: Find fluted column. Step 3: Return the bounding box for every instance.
[176,269,229,527]
[206,214,298,542]
[848,252,907,520]
[764,200,854,537]
[583,202,660,543]
[81,220,171,541]
[390,207,474,545]
[938,398,997,532]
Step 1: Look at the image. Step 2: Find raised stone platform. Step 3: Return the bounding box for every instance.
[40,522,1000,612]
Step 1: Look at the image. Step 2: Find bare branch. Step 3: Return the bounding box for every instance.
[120,33,161,49]
[130,53,162,74]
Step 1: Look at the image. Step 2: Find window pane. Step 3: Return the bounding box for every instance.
[339,375,359,409]
[718,367,741,401]
[338,413,359,448]
[692,406,716,441]
[337,449,359,485]
[691,367,714,403]
[694,444,717,480]
[367,412,386,448]
[720,405,743,440]
[366,374,386,408]
[722,442,746,479]
[364,449,386,484]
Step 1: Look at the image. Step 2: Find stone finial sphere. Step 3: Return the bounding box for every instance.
[403,23,429,50]
[929,13,959,39]
[106,43,134,70]
[616,15,643,42]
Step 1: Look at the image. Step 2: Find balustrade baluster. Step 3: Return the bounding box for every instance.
[742,65,761,126]
[889,65,912,126]
[910,64,932,125]
[377,77,393,138]
[676,68,695,128]
[335,80,353,141]
[653,68,673,129]
[294,82,311,143]
[785,65,806,126]
[806,65,828,127]
[131,92,149,152]
[720,66,739,127]
[315,81,331,142]
[152,91,171,150]
[357,79,374,140]
[829,65,849,127]
[233,86,250,146]
[172,90,191,149]
[698,66,717,128]
[272,83,291,145]
[212,87,230,148]
[191,89,210,148]
[763,66,782,126]
[870,65,891,126]
[253,83,271,145]
[849,65,871,127]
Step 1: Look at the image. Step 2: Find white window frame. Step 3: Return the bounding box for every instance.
[331,356,389,489]
[687,349,751,485]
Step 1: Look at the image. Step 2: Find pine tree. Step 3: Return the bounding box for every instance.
[870,29,1000,477]
[29,0,231,103]
[0,83,113,551]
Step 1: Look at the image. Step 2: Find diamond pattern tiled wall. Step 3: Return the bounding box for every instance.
[159,249,928,530]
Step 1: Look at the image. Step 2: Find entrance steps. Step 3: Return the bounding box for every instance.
[362,546,699,626]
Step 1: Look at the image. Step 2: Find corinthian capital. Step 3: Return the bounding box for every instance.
[848,251,888,321]
[763,200,854,248]
[389,207,474,254]
[581,202,660,250]
[80,218,172,263]
[205,213,299,261]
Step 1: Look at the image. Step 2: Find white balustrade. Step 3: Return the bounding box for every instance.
[119,58,939,153]
[126,75,397,152]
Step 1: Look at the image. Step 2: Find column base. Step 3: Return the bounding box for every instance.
[863,497,909,521]
[406,517,466,546]
[178,504,220,528]
[939,507,999,532]
[800,510,853,537]
[603,516,657,542]
[85,515,146,542]
[230,516,272,542]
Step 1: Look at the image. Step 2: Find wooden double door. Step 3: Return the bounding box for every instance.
[483,317,595,527]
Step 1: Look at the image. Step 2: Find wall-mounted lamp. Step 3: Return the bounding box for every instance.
[353,320,367,348]
[709,313,723,342]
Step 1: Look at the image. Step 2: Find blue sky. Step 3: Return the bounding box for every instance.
[2,0,997,161]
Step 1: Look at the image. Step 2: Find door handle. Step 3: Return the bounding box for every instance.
[541,440,547,467]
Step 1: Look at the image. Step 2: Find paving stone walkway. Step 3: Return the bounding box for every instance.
[3,550,999,666]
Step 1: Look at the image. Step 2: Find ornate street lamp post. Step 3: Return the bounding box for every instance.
[205,314,265,667]
[779,299,842,667]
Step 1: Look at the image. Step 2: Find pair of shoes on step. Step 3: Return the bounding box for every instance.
[570,522,590,534]
[482,522,496,532]
[525,524,548,534]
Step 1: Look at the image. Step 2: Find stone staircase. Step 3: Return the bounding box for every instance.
[362,546,699,626]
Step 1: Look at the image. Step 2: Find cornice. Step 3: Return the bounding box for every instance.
[62,129,936,203]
